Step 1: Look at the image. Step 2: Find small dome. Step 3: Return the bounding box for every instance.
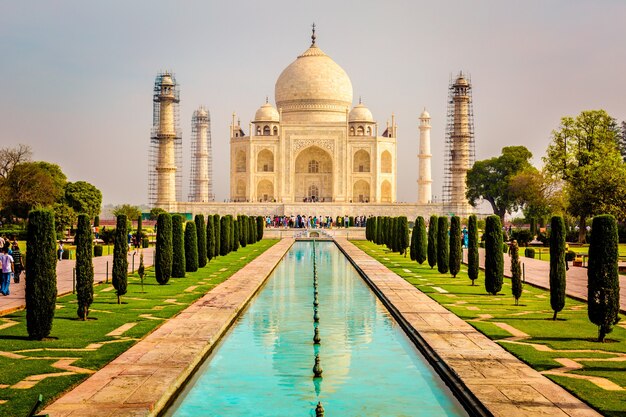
[161,74,174,86]
[349,103,374,122]
[455,75,469,86]
[254,102,279,122]
[420,109,430,119]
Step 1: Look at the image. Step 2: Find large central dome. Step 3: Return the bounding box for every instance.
[275,40,353,122]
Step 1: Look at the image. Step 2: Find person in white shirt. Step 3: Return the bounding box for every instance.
[0,247,14,296]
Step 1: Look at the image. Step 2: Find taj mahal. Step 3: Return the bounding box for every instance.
[150,27,474,218]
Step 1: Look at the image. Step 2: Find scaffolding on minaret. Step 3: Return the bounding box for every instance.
[188,106,214,202]
[148,72,183,207]
[443,72,475,213]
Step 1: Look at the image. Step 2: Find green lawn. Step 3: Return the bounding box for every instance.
[352,240,626,417]
[0,239,278,417]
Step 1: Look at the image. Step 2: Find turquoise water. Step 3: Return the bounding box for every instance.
[166,241,468,417]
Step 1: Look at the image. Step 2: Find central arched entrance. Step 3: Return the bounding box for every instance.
[295,146,333,202]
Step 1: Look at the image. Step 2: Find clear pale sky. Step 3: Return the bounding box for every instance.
[2,1,625,206]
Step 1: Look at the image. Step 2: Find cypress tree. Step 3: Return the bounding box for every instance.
[468,215,479,286]
[112,215,128,303]
[449,216,461,277]
[93,215,100,227]
[415,216,427,264]
[437,216,449,274]
[220,216,230,255]
[206,215,215,261]
[229,215,235,251]
[195,214,207,268]
[239,215,248,248]
[410,219,418,261]
[588,214,620,342]
[376,216,383,244]
[233,219,240,251]
[171,215,185,278]
[427,215,438,269]
[25,209,57,340]
[155,213,173,285]
[510,240,522,305]
[370,217,378,243]
[390,217,398,251]
[397,216,409,256]
[75,214,93,320]
[484,215,504,295]
[250,216,257,243]
[185,221,199,272]
[136,214,142,243]
[257,216,264,240]
[213,214,221,257]
[549,216,566,320]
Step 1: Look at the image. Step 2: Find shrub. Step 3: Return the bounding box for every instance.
[588,214,620,342]
[349,216,354,227]
[93,215,100,227]
[550,216,566,320]
[195,214,207,268]
[171,214,185,278]
[112,215,128,304]
[142,238,149,248]
[524,248,535,258]
[93,245,103,257]
[427,215,438,269]
[468,215,479,286]
[511,229,533,246]
[25,209,57,340]
[566,250,576,262]
[155,213,172,285]
[510,241,522,305]
[437,216,449,274]
[185,221,199,272]
[396,216,409,256]
[213,214,221,257]
[503,243,509,253]
[256,216,264,240]
[75,214,94,320]
[220,216,230,256]
[484,215,504,295]
[449,216,461,278]
[206,215,215,261]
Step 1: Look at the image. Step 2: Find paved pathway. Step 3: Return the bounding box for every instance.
[336,238,600,417]
[0,249,154,316]
[43,238,293,417]
[465,248,626,312]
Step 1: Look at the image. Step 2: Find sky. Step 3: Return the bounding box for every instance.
[2,0,625,206]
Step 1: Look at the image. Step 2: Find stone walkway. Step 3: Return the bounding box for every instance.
[42,238,293,417]
[0,249,154,316]
[336,238,600,417]
[467,248,626,312]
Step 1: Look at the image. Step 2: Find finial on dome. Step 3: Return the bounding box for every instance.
[265,96,269,104]
[359,96,362,105]
[311,23,316,46]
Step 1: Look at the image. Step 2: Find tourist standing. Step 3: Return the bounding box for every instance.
[0,247,14,296]
[58,241,64,261]
[11,244,23,283]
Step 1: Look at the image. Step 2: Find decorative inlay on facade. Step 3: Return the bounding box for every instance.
[293,138,335,153]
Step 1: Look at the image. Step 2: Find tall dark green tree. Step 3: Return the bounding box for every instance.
[248,216,256,244]
[437,216,449,274]
[136,214,142,243]
[484,215,504,295]
[75,214,93,320]
[239,215,248,248]
[415,216,427,264]
[510,240,523,305]
[588,214,620,342]
[449,216,462,277]
[427,215,438,269]
[25,209,57,340]
[195,214,207,268]
[112,215,128,304]
[233,219,240,251]
[549,216,566,320]
[185,221,199,272]
[409,220,418,260]
[389,217,397,251]
[171,215,186,278]
[220,216,231,256]
[228,215,235,251]
[206,215,215,261]
[257,216,264,240]
[155,213,173,285]
[370,217,378,243]
[467,215,480,286]
[396,216,409,256]
[213,214,221,257]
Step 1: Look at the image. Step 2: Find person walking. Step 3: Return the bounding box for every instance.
[11,244,23,283]
[0,247,14,296]
[58,241,64,261]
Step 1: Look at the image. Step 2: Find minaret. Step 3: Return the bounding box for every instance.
[189,107,213,202]
[417,109,432,204]
[150,72,181,207]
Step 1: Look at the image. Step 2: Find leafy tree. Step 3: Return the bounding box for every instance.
[53,202,76,236]
[112,204,141,228]
[549,216,567,319]
[0,143,31,179]
[544,110,626,242]
[64,181,102,219]
[206,215,215,261]
[213,214,221,256]
[155,213,173,285]
[396,216,409,256]
[256,216,264,240]
[484,215,504,295]
[588,214,620,342]
[427,215,438,269]
[185,221,199,272]
[509,168,562,226]
[466,146,533,222]
[449,216,461,277]
[467,215,479,285]
[437,216,449,274]
[195,215,207,267]
[220,216,231,255]
[510,240,522,305]
[75,214,94,320]
[112,215,128,304]
[171,214,185,278]
[25,209,57,340]
[415,216,427,264]
[149,207,167,221]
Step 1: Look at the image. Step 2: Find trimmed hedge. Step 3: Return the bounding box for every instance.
[510,241,523,305]
[171,214,185,278]
[206,215,215,261]
[185,221,199,272]
[195,214,207,268]
[427,215,438,269]
[93,245,103,257]
[524,248,535,258]
[233,219,240,252]
[213,214,221,258]
[449,216,461,277]
[437,216,449,274]
[75,214,94,320]
[257,216,264,240]
[415,216,427,264]
[484,215,504,295]
[549,216,566,320]
[220,216,230,256]
[468,215,479,285]
[112,215,128,303]
[155,213,173,285]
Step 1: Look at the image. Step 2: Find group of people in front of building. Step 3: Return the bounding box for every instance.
[0,236,24,296]
[264,215,368,229]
